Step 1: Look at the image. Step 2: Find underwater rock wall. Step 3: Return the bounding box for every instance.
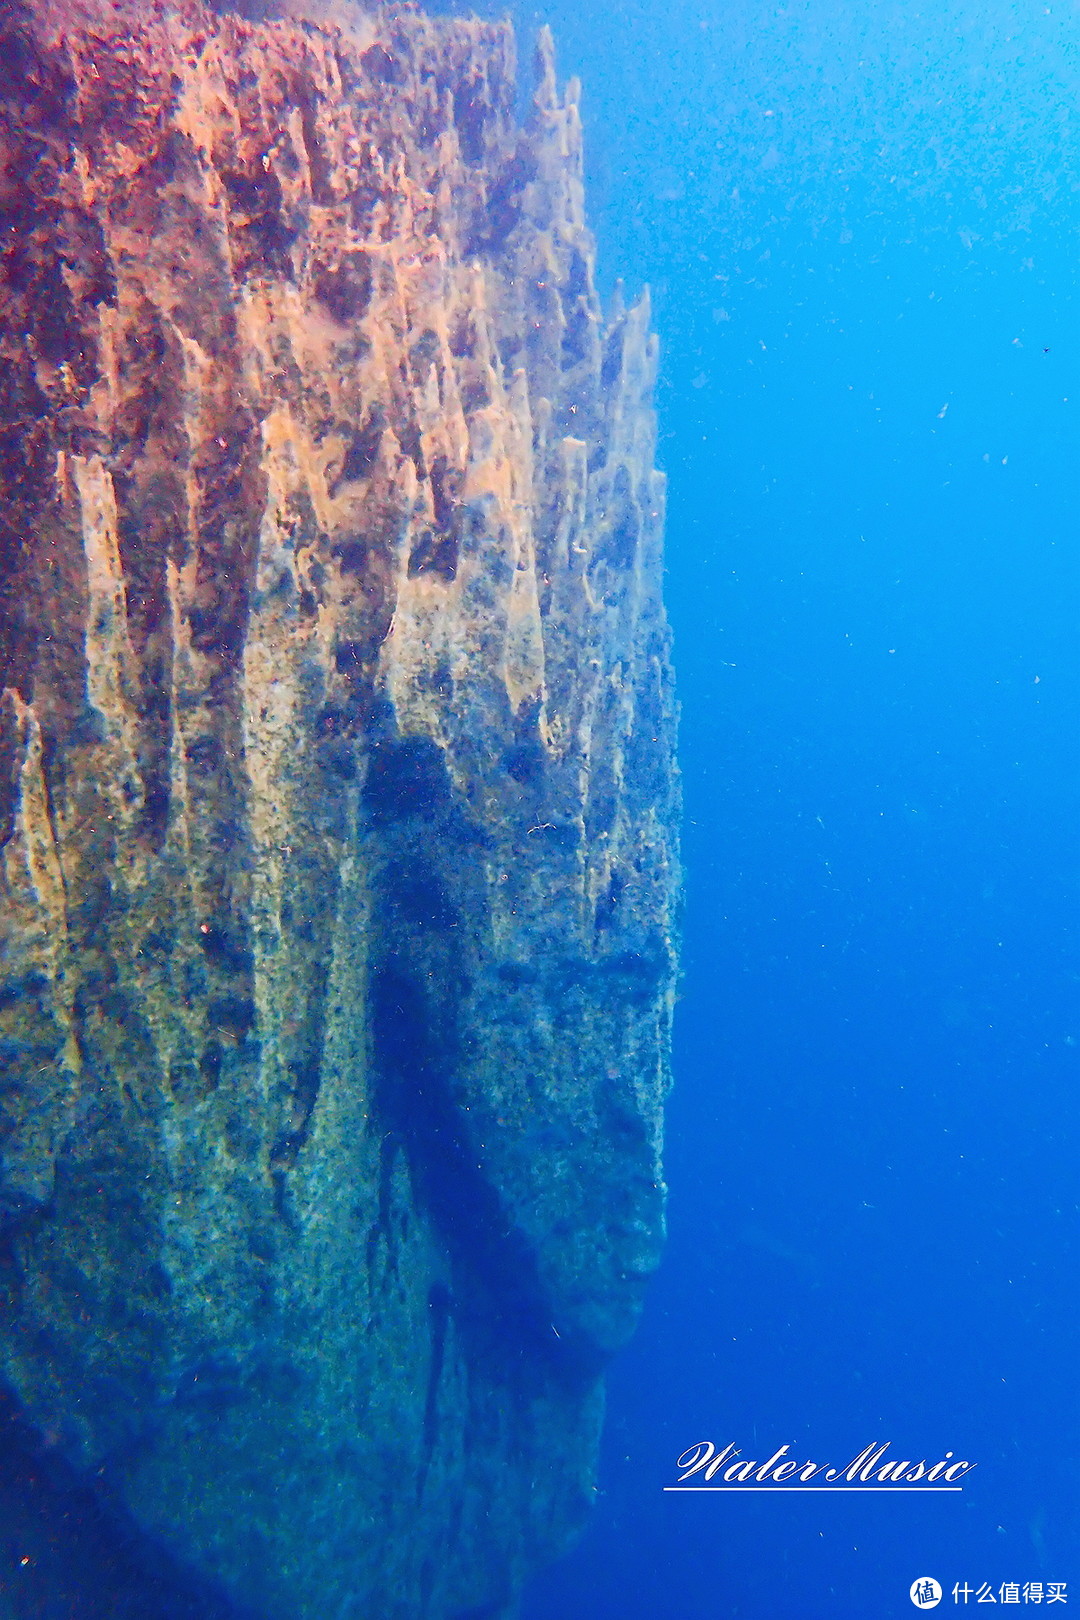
[0,2,679,1615]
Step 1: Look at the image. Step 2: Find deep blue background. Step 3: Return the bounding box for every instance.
[470,1,1079,1614]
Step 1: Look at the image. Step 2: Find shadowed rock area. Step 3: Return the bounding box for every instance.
[0,1,679,1614]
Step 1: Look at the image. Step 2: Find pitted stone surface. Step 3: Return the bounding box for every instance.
[0,4,679,1615]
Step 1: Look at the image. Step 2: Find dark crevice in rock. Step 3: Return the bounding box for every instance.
[408,525,459,580]
[361,42,405,88]
[594,866,626,936]
[371,962,603,1385]
[419,1278,451,1493]
[313,251,374,327]
[221,166,298,282]
[425,452,464,579]
[364,734,453,824]
[452,74,488,165]
[0,691,23,851]
[295,82,334,207]
[197,923,253,980]
[334,412,384,488]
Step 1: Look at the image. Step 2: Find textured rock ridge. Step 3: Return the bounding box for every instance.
[0,2,679,1615]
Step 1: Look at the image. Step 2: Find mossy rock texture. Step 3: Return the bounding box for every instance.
[0,2,679,1614]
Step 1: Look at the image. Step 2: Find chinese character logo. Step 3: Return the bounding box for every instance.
[950,1580,1068,1604]
[912,1577,944,1608]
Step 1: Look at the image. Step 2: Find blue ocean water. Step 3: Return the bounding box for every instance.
[0,4,1073,1616]
[505,0,1080,1615]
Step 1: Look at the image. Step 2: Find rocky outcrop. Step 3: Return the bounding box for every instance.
[0,2,679,1615]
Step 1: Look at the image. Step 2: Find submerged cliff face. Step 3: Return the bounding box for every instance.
[0,2,679,1615]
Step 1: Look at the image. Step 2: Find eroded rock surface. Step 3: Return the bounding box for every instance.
[0,2,679,1614]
